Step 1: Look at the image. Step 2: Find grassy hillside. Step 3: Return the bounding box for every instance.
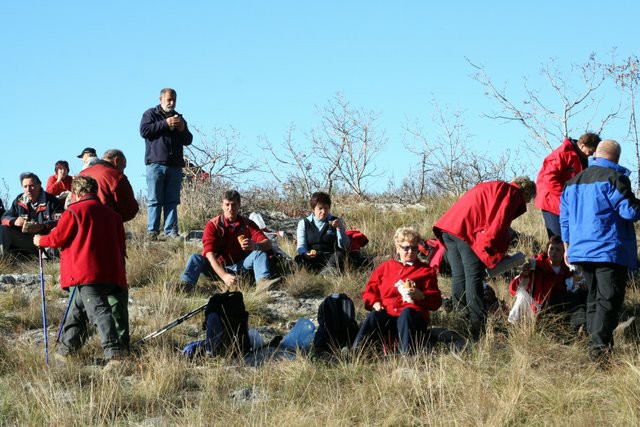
[1,193,639,425]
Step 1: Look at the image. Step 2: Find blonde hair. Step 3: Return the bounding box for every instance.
[71,176,98,197]
[394,226,421,244]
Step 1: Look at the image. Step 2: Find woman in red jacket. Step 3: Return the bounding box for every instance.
[352,227,442,355]
[45,160,73,197]
[534,133,600,237]
[433,177,536,339]
[34,176,127,362]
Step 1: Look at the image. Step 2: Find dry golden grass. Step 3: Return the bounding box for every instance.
[1,194,640,425]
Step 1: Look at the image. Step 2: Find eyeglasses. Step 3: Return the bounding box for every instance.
[398,245,418,252]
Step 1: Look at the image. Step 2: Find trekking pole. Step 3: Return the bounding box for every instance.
[56,286,76,343]
[38,249,49,365]
[133,303,208,347]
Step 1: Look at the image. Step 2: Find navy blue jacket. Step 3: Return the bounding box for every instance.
[140,105,193,167]
[560,157,640,269]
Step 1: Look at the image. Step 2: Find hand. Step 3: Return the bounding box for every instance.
[175,117,186,132]
[240,238,255,251]
[166,115,181,129]
[306,250,317,258]
[564,252,571,268]
[222,273,237,287]
[14,217,26,227]
[33,235,41,247]
[372,302,384,311]
[408,287,425,301]
[329,219,342,229]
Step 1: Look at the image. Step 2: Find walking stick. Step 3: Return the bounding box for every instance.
[56,286,76,343]
[133,303,208,347]
[38,249,49,365]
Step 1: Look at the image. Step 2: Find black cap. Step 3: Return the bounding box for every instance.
[77,147,97,158]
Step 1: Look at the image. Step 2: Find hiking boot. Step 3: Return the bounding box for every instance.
[256,277,281,293]
[145,232,159,242]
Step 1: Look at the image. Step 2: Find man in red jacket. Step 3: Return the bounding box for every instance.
[79,149,139,222]
[34,176,128,361]
[433,177,536,338]
[535,133,600,237]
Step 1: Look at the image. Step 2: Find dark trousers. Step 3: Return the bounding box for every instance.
[108,288,129,349]
[442,233,486,337]
[578,262,628,351]
[541,210,561,238]
[58,284,123,359]
[352,308,428,354]
[0,225,37,256]
[294,251,345,272]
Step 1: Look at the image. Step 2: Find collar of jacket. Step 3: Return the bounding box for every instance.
[589,157,631,176]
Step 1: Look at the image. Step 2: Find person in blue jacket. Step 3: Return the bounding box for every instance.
[140,88,193,239]
[560,139,640,363]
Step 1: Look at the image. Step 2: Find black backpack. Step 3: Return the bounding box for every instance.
[203,291,250,355]
[313,293,359,353]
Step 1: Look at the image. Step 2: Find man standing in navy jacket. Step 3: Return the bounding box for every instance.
[140,88,193,239]
[560,140,640,363]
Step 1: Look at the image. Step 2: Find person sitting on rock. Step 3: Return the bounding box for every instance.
[295,191,350,275]
[34,175,128,363]
[175,190,280,292]
[352,227,447,355]
[45,160,73,199]
[508,234,586,329]
[1,172,63,256]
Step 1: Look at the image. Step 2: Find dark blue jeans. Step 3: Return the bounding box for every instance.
[352,308,428,354]
[442,232,486,338]
[542,210,561,238]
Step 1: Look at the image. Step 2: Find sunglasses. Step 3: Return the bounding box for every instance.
[398,245,419,252]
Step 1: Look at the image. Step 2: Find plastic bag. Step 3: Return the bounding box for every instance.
[508,285,535,324]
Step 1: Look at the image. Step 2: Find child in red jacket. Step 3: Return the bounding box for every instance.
[508,235,586,329]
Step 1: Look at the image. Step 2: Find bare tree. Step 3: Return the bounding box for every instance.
[608,56,640,188]
[184,126,257,184]
[469,54,619,153]
[260,93,384,199]
[403,102,511,199]
[310,93,385,198]
[260,124,322,200]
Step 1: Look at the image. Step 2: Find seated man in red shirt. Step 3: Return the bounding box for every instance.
[177,190,279,292]
[508,235,586,329]
[34,176,127,362]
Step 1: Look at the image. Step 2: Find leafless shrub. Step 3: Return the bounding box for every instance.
[469,54,620,154]
[401,102,511,201]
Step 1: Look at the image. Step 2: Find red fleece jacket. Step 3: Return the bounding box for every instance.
[433,181,527,268]
[39,195,127,290]
[362,259,442,322]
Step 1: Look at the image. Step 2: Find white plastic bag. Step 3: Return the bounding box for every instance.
[508,284,536,324]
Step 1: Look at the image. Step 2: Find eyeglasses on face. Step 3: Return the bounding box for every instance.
[398,244,418,252]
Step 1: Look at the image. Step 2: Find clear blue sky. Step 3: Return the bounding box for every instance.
[2,1,638,202]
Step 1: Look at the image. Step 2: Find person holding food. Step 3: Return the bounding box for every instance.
[295,191,350,275]
[352,227,443,355]
[175,190,280,292]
